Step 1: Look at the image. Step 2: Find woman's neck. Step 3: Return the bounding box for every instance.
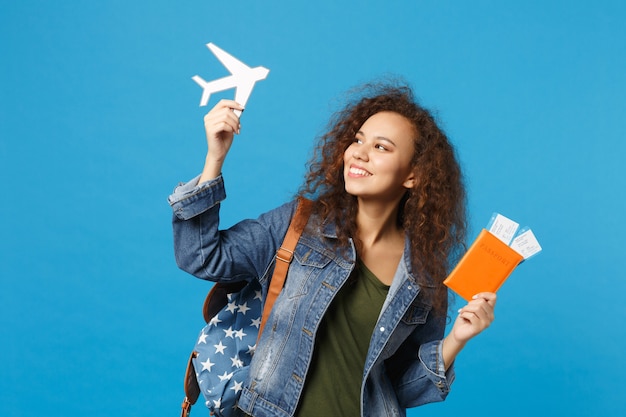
[354,199,406,285]
[355,199,404,248]
[356,199,402,239]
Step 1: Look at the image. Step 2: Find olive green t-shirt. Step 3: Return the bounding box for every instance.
[295,261,390,417]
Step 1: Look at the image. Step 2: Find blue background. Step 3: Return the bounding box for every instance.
[1,1,624,416]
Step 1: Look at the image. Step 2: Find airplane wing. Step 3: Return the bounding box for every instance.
[234,82,255,110]
[207,43,251,75]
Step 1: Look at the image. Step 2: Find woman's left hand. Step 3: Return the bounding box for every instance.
[442,292,497,370]
[450,292,497,344]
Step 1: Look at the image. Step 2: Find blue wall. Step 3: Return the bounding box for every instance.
[1,1,624,416]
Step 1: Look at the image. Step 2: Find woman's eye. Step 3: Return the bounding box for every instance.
[375,144,388,151]
[353,138,363,144]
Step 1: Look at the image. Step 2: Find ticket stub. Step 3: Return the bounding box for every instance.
[510,228,542,259]
[486,213,520,245]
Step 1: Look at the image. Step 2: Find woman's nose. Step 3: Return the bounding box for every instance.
[353,146,368,161]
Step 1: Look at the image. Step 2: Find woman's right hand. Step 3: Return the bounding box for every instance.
[199,99,245,183]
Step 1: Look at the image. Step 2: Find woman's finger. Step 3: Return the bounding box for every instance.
[472,292,497,306]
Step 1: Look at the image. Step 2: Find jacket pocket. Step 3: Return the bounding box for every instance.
[401,301,431,325]
[281,242,334,299]
[293,241,334,268]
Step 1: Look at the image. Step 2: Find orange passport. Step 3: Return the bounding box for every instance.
[444,229,524,301]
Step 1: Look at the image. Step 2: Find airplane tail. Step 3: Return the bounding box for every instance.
[191,75,215,107]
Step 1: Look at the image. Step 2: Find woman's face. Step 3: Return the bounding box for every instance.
[343,111,417,203]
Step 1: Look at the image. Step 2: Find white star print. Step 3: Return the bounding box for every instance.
[230,380,243,394]
[214,341,227,354]
[225,301,238,314]
[208,314,222,327]
[234,328,247,340]
[200,357,215,372]
[223,326,235,339]
[237,302,251,315]
[230,355,243,368]
[192,281,266,408]
[218,371,233,381]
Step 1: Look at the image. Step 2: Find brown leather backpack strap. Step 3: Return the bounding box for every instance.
[258,198,313,338]
[181,351,200,417]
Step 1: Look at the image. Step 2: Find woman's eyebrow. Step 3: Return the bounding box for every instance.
[377,136,396,146]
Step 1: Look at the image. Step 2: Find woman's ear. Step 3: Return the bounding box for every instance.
[403,172,417,189]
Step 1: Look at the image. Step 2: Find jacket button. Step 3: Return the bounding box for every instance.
[379,327,385,332]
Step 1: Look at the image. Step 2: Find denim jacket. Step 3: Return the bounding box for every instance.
[169,175,454,417]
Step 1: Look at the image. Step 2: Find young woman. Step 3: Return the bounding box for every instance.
[169,83,496,417]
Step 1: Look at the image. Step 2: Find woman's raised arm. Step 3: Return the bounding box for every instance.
[199,99,244,184]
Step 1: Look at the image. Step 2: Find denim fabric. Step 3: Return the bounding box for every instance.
[169,175,455,417]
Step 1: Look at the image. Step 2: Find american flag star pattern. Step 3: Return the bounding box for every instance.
[191,279,264,417]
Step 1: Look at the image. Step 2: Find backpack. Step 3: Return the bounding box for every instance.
[180,198,313,417]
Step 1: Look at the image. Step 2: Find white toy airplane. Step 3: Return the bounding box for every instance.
[192,43,269,116]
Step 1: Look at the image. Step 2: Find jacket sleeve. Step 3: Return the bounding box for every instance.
[168,175,296,283]
[386,311,455,408]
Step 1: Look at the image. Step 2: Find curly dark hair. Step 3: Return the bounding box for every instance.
[298,80,467,316]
